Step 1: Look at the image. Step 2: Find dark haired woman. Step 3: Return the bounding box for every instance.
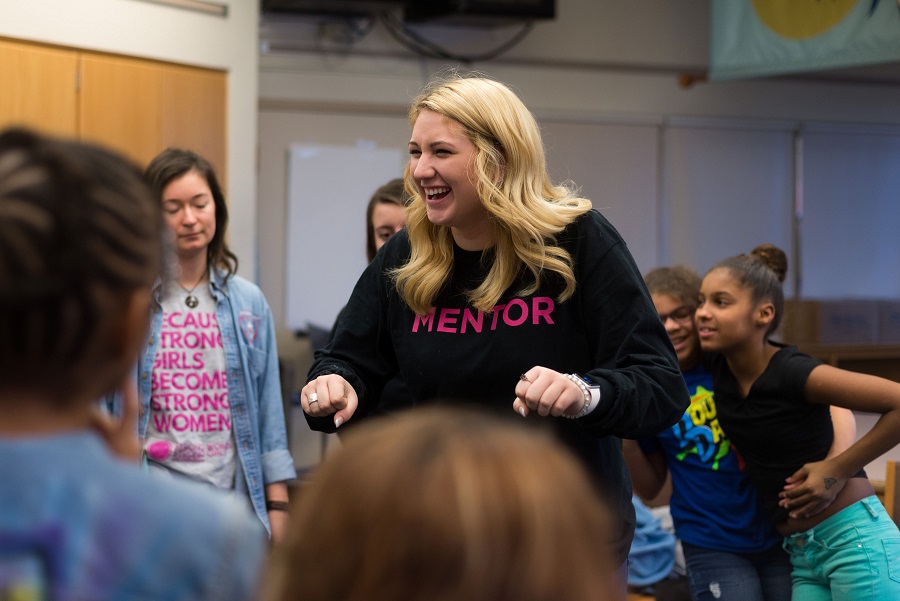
[364,177,407,263]
[140,148,295,543]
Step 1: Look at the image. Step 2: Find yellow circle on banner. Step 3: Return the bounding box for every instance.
[751,0,857,39]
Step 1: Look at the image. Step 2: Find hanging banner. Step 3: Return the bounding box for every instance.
[710,0,900,80]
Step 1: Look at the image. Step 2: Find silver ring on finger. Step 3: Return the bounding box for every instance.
[308,392,318,404]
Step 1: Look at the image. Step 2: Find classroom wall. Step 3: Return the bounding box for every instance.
[0,0,261,281]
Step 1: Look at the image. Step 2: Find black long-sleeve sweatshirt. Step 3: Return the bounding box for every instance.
[306,209,689,561]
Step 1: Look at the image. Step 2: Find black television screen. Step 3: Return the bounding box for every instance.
[262,0,408,16]
[404,0,556,25]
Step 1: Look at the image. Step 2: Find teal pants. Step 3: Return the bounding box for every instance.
[783,495,900,600]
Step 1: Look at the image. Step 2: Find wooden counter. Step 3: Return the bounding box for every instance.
[791,343,900,383]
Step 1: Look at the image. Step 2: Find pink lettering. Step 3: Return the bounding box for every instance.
[490,305,506,330]
[152,370,228,391]
[173,414,190,431]
[206,442,231,457]
[152,413,170,431]
[189,391,229,411]
[153,351,205,370]
[164,311,217,329]
[161,329,220,349]
[503,299,528,327]
[437,308,461,333]
[152,392,229,411]
[154,412,232,432]
[409,298,556,334]
[412,312,435,333]
[162,331,182,348]
[533,296,555,324]
[461,308,483,333]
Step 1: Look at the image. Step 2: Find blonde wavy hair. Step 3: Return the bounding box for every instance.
[392,74,592,315]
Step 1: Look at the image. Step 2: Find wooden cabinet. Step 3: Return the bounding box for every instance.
[0,39,78,137]
[79,54,165,167]
[160,64,227,178]
[1,37,225,174]
[794,344,900,383]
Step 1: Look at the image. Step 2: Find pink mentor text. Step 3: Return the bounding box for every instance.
[412,297,555,334]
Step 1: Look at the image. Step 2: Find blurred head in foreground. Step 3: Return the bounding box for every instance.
[264,406,617,601]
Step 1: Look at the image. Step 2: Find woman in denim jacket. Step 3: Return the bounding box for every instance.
[140,148,295,542]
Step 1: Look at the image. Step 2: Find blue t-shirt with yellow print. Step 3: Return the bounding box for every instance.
[639,364,782,552]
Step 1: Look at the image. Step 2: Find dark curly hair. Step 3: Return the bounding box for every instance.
[0,128,163,402]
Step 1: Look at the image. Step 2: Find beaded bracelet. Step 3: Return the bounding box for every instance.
[563,373,593,419]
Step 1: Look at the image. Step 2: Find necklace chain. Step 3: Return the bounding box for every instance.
[179,272,206,309]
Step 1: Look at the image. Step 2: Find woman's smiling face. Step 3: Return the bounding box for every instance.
[408,109,492,250]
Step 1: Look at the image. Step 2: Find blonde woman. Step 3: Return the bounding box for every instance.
[301,73,689,592]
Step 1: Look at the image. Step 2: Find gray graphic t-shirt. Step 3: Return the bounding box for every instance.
[144,283,236,489]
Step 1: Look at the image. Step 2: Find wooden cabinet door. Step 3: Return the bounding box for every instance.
[79,53,164,167]
[2,38,227,175]
[0,39,78,137]
[161,64,227,179]
[80,53,226,172]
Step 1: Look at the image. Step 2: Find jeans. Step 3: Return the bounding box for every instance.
[783,495,900,601]
[682,541,792,601]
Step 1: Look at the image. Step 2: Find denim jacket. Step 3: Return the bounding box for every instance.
[137,269,295,534]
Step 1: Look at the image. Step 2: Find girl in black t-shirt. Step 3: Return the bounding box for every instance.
[697,244,900,600]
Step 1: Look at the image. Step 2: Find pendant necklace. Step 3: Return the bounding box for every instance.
[180,273,206,309]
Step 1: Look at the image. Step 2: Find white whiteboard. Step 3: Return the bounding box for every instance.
[284,143,406,331]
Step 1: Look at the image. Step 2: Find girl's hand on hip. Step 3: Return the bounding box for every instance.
[779,459,845,519]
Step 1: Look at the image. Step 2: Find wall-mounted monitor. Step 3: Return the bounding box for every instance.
[404,0,556,26]
[261,0,408,17]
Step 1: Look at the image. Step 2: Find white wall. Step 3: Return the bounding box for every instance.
[0,0,261,281]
